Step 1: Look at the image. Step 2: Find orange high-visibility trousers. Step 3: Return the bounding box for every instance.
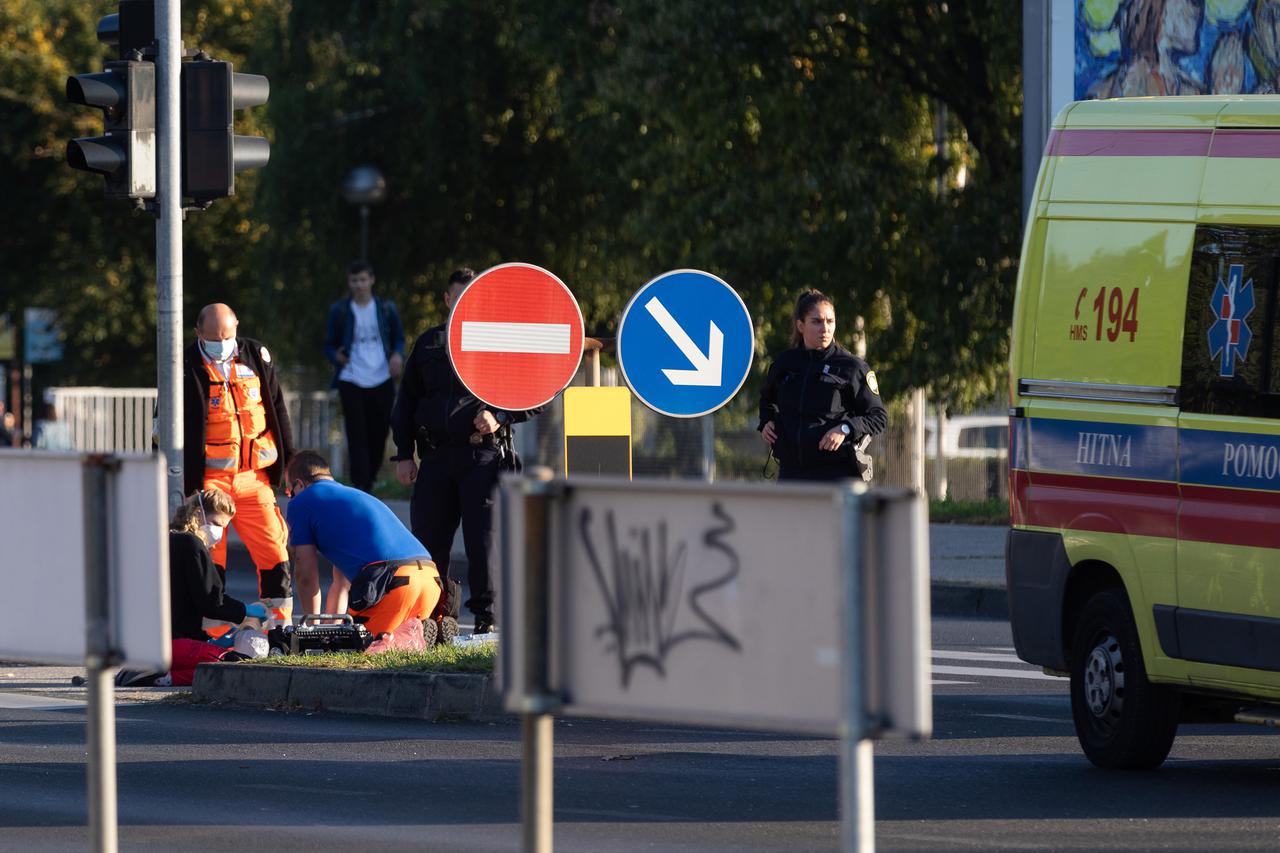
[205,468,291,600]
[349,561,441,637]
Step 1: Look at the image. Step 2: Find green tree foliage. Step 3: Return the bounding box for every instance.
[5,0,1020,409]
[1,0,274,386]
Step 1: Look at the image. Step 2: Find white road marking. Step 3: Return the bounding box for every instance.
[975,713,1070,724]
[460,321,571,354]
[931,680,976,686]
[933,650,1025,664]
[0,692,85,710]
[931,664,1060,682]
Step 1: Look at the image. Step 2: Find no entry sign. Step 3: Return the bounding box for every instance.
[447,262,585,411]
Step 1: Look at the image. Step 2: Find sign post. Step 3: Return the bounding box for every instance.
[447,262,585,412]
[0,451,169,853]
[499,475,930,852]
[84,456,119,853]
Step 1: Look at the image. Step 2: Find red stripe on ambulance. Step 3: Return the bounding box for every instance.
[1044,127,1280,159]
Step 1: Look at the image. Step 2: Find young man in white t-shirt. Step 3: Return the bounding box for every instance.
[323,260,406,492]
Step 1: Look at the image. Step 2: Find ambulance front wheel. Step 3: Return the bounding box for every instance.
[1069,589,1180,770]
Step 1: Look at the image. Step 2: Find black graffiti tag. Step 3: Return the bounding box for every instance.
[579,501,742,688]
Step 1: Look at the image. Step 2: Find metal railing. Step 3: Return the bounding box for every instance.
[46,386,346,479]
[45,385,1004,501]
[47,388,157,454]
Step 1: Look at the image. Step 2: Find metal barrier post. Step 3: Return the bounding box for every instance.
[521,485,554,853]
[840,489,873,853]
[83,456,120,853]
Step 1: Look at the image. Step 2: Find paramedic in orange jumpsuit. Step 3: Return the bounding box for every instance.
[184,303,295,625]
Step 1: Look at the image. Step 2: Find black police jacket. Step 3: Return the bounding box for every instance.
[391,324,542,456]
[757,343,888,471]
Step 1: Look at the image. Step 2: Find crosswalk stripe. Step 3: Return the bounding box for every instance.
[933,650,1025,664]
[931,664,1060,682]
[976,713,1070,724]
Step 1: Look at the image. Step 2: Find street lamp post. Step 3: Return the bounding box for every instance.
[341,165,387,260]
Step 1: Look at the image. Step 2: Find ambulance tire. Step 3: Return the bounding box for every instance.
[1070,589,1180,770]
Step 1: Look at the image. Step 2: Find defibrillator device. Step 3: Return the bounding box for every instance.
[267,614,373,656]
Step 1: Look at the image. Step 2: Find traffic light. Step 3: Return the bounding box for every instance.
[65,60,157,200]
[181,59,270,202]
[97,0,155,59]
[64,1,157,200]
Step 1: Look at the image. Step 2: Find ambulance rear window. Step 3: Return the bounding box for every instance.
[1180,225,1280,418]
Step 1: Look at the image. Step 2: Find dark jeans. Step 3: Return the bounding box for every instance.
[337,379,395,492]
[409,444,501,623]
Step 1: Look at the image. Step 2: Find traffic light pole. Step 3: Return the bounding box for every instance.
[155,0,183,513]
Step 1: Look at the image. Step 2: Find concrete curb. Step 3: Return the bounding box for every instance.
[191,580,1004,720]
[192,662,504,720]
[931,582,1008,619]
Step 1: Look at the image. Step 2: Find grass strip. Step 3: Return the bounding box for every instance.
[928,498,1009,525]
[250,642,496,674]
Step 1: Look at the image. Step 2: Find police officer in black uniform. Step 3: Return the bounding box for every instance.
[390,268,542,634]
[758,289,888,481]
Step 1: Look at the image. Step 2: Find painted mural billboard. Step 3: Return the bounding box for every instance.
[1076,0,1280,97]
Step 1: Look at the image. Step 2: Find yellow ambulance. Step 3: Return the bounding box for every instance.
[1009,96,1280,769]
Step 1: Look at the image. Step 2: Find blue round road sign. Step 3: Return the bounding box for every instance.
[617,269,754,418]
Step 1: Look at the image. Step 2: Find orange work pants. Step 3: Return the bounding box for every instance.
[205,468,291,599]
[350,561,441,636]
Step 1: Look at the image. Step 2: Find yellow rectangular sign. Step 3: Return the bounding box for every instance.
[564,386,632,478]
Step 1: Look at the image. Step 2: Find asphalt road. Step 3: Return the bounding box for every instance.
[3,618,1279,852]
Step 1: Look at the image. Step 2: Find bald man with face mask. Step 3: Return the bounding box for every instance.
[184,303,296,628]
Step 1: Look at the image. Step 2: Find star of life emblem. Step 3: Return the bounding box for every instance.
[1207,263,1255,379]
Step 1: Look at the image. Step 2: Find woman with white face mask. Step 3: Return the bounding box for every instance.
[168,489,268,642]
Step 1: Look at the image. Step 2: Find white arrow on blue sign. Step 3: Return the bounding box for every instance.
[617,269,754,418]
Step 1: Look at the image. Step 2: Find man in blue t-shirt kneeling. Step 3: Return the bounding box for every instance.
[285,450,440,637]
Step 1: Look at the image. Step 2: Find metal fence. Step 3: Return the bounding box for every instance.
[47,387,157,453]
[518,370,1007,501]
[48,384,1006,503]
[46,386,346,479]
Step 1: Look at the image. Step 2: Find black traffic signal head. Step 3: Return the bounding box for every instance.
[65,60,156,200]
[96,0,155,59]
[182,59,270,202]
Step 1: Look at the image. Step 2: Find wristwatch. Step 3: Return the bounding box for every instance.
[839,423,851,436]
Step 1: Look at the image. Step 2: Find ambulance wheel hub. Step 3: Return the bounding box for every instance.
[1084,634,1124,720]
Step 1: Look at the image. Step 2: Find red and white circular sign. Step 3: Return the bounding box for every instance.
[447,263,585,411]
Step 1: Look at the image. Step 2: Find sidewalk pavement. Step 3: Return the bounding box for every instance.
[229,497,1010,619]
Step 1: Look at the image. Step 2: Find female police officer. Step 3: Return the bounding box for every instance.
[758,290,887,481]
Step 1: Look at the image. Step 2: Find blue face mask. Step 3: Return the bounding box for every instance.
[202,337,236,362]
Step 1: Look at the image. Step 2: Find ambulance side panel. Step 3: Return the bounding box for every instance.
[1009,110,1199,681]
